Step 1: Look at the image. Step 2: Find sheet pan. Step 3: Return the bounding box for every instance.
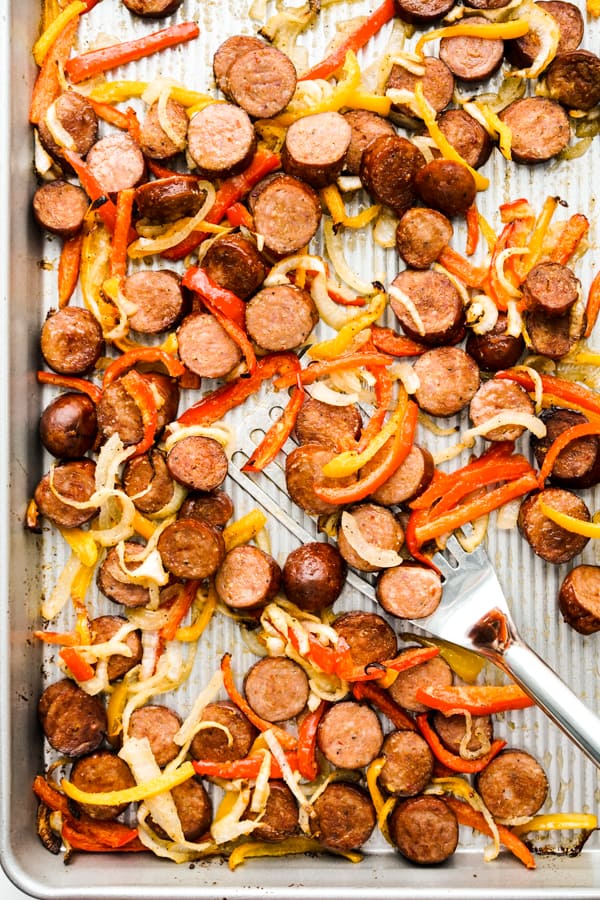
[2,0,600,896]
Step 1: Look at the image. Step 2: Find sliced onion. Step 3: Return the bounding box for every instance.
[494,247,529,298]
[462,411,546,443]
[411,134,438,163]
[456,514,488,552]
[34,129,57,179]
[42,553,81,621]
[512,365,543,413]
[373,209,398,248]
[163,421,235,454]
[496,497,521,530]
[307,381,360,406]
[418,411,459,437]
[390,52,426,76]
[264,254,326,287]
[433,263,471,307]
[146,480,187,521]
[390,361,420,394]
[263,730,311,823]
[250,751,272,813]
[158,85,187,150]
[324,219,376,295]
[78,659,109,697]
[340,511,404,568]
[119,736,186,842]
[309,270,364,331]
[511,0,560,78]
[44,99,77,151]
[458,712,492,760]
[386,87,420,117]
[136,807,210,863]
[336,175,363,193]
[174,669,224,747]
[466,294,499,335]
[506,298,525,338]
[432,440,472,465]
[115,543,170,588]
[211,787,259,844]
[388,283,426,336]
[128,181,215,257]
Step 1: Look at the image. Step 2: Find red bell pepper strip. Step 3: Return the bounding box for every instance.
[484,221,519,311]
[33,775,70,815]
[226,202,254,230]
[120,369,158,458]
[537,421,600,487]
[404,502,441,573]
[37,371,103,404]
[178,352,300,427]
[299,0,395,81]
[199,293,257,375]
[274,352,393,391]
[147,158,178,179]
[102,347,185,387]
[436,246,487,288]
[29,18,79,124]
[409,442,517,511]
[355,368,394,453]
[62,818,143,852]
[59,647,95,682]
[61,149,120,234]
[86,96,131,131]
[297,701,328,781]
[351,681,417,732]
[338,645,440,684]
[285,630,352,676]
[444,798,536,869]
[221,653,297,750]
[465,202,479,256]
[370,325,427,357]
[415,683,535,715]
[160,580,199,642]
[192,752,299,781]
[496,369,600,419]
[58,233,84,308]
[416,714,507,774]
[242,382,305,473]
[111,188,135,279]
[182,266,247,331]
[550,213,589,265]
[327,284,366,307]
[162,147,281,260]
[64,21,200,83]
[584,270,600,339]
[426,458,534,519]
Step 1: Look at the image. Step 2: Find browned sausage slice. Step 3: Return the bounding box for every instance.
[227,46,297,119]
[559,565,600,635]
[532,407,600,488]
[34,458,97,529]
[342,109,396,175]
[135,177,205,223]
[546,50,600,111]
[166,435,228,492]
[518,487,590,564]
[128,704,182,767]
[282,112,352,188]
[201,234,267,300]
[41,307,104,375]
[468,378,535,441]
[387,58,454,125]
[213,35,268,97]
[38,679,107,757]
[505,0,583,68]
[432,711,493,755]
[97,542,151,608]
[365,443,434,507]
[439,17,504,81]
[122,448,176,514]
[333,610,397,666]
[39,392,97,459]
[179,489,234,528]
[188,103,256,178]
[388,654,453,713]
[526,306,582,359]
[499,97,570,164]
[394,0,455,23]
[312,783,376,851]
[139,99,188,159]
[360,134,425,216]
[125,269,186,334]
[390,269,465,346]
[150,777,213,841]
[245,781,299,842]
[285,443,357,516]
[177,312,242,379]
[244,657,309,722]
[414,347,480,417]
[389,796,458,864]
[90,615,143,681]
[395,207,453,269]
[377,562,443,619]
[33,180,88,238]
[337,503,404,573]
[86,133,146,194]
[415,159,477,217]
[523,261,580,317]
[466,312,525,372]
[295,397,362,450]
[245,284,318,351]
[158,518,226,580]
[144,372,180,434]
[215,545,281,610]
[317,701,383,769]
[251,174,322,257]
[464,0,511,7]
[122,0,183,16]
[190,701,257,763]
[38,91,98,160]
[96,378,146,446]
[436,108,493,169]
[282,542,347,611]
[379,730,434,796]
[476,749,548,819]
[70,751,135,820]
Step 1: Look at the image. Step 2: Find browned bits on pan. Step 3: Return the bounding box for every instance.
[559,565,600,634]
[282,541,347,611]
[389,795,458,864]
[377,562,443,619]
[414,347,480,417]
[215,545,281,610]
[469,378,535,441]
[187,103,256,178]
[518,487,591,564]
[498,97,571,164]
[244,657,309,722]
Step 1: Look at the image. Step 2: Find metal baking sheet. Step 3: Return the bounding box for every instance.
[2,0,600,897]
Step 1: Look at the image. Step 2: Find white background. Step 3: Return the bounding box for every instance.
[1,866,30,899]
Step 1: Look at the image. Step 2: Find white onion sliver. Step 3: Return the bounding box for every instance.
[307,381,360,406]
[494,247,529,299]
[373,210,398,248]
[506,299,524,338]
[340,511,404,568]
[512,365,543,413]
[496,497,521,530]
[119,736,186,843]
[264,254,325,287]
[389,361,420,394]
[174,669,224,747]
[388,284,426,336]
[128,181,216,257]
[466,294,499,335]
[324,219,375,296]
[462,411,546,442]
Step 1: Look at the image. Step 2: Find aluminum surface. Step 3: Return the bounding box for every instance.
[1,1,600,898]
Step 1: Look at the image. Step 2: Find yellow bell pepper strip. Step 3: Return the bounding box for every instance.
[416,715,507,774]
[59,647,95,682]
[538,421,600,487]
[584,271,600,338]
[175,581,218,642]
[103,347,185,388]
[366,757,394,843]
[58,526,98,568]
[538,497,600,538]
[399,634,484,684]
[352,681,417,731]
[299,0,396,81]
[58,233,84,308]
[37,371,102,404]
[221,653,297,750]
[588,0,600,16]
[132,510,157,541]
[29,17,79,124]
[414,84,489,192]
[444,797,536,869]
[160,580,200,642]
[549,213,590,265]
[89,80,214,109]
[228,837,362,869]
[297,700,328,781]
[33,0,86,66]
[522,194,559,274]
[319,184,381,233]
[63,760,196,805]
[415,683,535,715]
[192,752,299,781]
[308,292,387,361]
[242,383,305,473]
[512,813,598,836]
[274,351,393,391]
[107,677,130,743]
[64,21,200,84]
[496,369,600,418]
[344,92,392,117]
[415,19,530,56]
[273,51,362,127]
[223,509,268,552]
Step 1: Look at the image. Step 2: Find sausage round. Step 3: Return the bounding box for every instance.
[436,108,493,169]
[518,487,590,564]
[166,435,228,492]
[465,312,525,372]
[379,729,434,796]
[414,347,480,417]
[317,701,384,769]
[532,407,600,489]
[414,159,477,217]
[135,176,205,223]
[139,98,188,159]
[122,448,175,515]
[39,392,98,459]
[523,261,580,317]
[190,700,257,763]
[245,284,318,352]
[128,704,182,767]
[364,443,435,507]
[312,783,376,851]
[251,174,322,257]
[389,796,458,864]
[213,34,268,97]
[390,269,465,346]
[333,610,397,667]
[285,443,357,516]
[41,307,104,375]
[282,111,352,188]
[388,653,453,713]
[282,541,347,611]
[499,98,570,164]
[158,518,226,580]
[90,615,143,681]
[150,776,213,842]
[201,234,267,300]
[386,58,454,126]
[295,397,362,450]
[393,0,456,24]
[360,135,426,216]
[86,133,146,194]
[97,541,151,608]
[38,679,107,757]
[70,751,136,820]
[245,781,299,842]
[188,102,256,178]
[525,307,582,359]
[34,458,97,529]
[439,17,504,82]
[177,312,242,379]
[215,545,281,611]
[342,109,396,175]
[227,45,297,119]
[244,657,309,722]
[179,489,234,528]
[476,749,548,819]
[38,90,98,160]
[468,378,535,441]
[546,50,600,111]
[432,711,494,755]
[505,0,583,68]
[377,562,443,619]
[337,503,404,573]
[33,180,89,238]
[122,0,183,16]
[395,207,453,269]
[146,371,180,434]
[559,565,600,635]
[96,378,146,447]
[125,269,186,334]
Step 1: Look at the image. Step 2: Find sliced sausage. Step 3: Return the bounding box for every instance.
[395,207,453,269]
[144,371,180,434]
[522,261,580,317]
[190,700,257,763]
[86,133,146,194]
[128,704,182,767]
[38,91,98,160]
[337,503,404,573]
[33,180,88,238]
[545,50,600,111]
[464,0,512,7]
[389,796,458,864]
[379,730,434,796]
[122,448,176,515]
[312,783,376,851]
[468,378,535,441]
[364,443,435,507]
[377,562,443,619]
[177,311,242,379]
[188,102,256,178]
[158,518,226,580]
[317,701,384,769]
[532,407,600,489]
[360,134,426,216]
[70,751,135,820]
[166,435,228,492]
[342,109,396,175]
[244,657,309,722]
[150,777,213,842]
[215,545,281,610]
[41,307,104,375]
[393,0,456,23]
[38,679,106,757]
[39,392,97,459]
[386,58,454,126]
[135,176,204,223]
[285,443,358,516]
[201,234,267,300]
[90,615,143,681]
[245,781,299,842]
[294,397,362,450]
[432,711,493,756]
[415,159,477,217]
[97,541,151,608]
[213,34,268,97]
[122,0,183,16]
[34,458,97,529]
[518,487,590,564]
[476,749,548,819]
[390,269,465,346]
[282,111,352,188]
[139,99,188,159]
[125,269,186,334]
[227,45,297,119]
[414,347,480,417]
[439,17,504,82]
[96,378,146,446]
[505,0,583,68]
[179,489,234,528]
[282,541,347,611]
[559,565,600,635]
[436,108,493,169]
[499,97,570,164]
[251,174,322,257]
[334,610,397,667]
[466,312,525,371]
[245,284,318,351]
[388,653,453,713]
[526,306,582,359]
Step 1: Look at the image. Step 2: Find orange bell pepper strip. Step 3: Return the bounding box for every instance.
[33,775,70,815]
[61,149,120,235]
[65,21,200,83]
[242,382,305,473]
[465,202,479,256]
[111,188,136,279]
[436,246,487,288]
[59,647,95,682]
[29,17,79,124]
[355,367,394,453]
[226,202,254,230]
[182,266,247,331]
[404,503,442,573]
[58,233,84,308]
[102,347,185,387]
[299,0,395,81]
[37,370,103,404]
[550,213,589,265]
[496,369,600,418]
[584,271,600,338]
[444,797,536,869]
[86,96,131,131]
[221,653,297,750]
[415,683,535,715]
[537,421,600,487]
[192,752,299,781]
[61,818,143,852]
[160,580,199,642]
[120,369,158,458]
[274,352,393,391]
[416,714,507,774]
[351,681,417,732]
[34,629,81,646]
[370,326,427,357]
[297,701,328,781]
